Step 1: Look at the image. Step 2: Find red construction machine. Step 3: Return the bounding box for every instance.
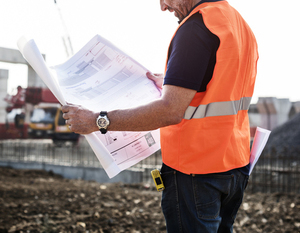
[1,86,79,142]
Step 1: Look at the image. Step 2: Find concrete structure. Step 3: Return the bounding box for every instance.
[0,161,143,184]
[256,97,292,131]
[0,69,9,123]
[0,47,46,125]
[0,47,45,87]
[294,102,300,113]
[248,103,261,127]
[289,101,300,119]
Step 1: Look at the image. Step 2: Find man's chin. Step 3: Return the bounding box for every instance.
[174,11,184,21]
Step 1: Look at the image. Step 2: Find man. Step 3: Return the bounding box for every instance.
[62,0,258,232]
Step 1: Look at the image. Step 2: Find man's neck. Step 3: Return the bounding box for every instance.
[178,0,203,24]
[193,0,202,7]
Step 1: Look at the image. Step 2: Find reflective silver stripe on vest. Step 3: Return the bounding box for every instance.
[184,97,252,120]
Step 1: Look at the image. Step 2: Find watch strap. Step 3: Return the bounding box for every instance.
[100,128,107,134]
[100,111,107,117]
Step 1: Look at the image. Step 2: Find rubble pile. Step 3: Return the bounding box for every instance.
[263,112,300,155]
[0,167,299,233]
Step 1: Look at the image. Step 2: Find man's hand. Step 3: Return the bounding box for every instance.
[61,104,98,135]
[146,72,164,90]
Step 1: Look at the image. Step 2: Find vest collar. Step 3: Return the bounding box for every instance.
[178,0,225,24]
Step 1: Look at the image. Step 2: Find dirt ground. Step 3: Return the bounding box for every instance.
[0,167,300,233]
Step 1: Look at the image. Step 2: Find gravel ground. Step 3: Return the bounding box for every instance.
[0,167,300,233]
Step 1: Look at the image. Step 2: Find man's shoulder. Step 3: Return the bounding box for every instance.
[175,13,217,43]
[180,13,205,30]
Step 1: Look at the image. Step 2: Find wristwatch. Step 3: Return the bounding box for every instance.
[96,111,110,134]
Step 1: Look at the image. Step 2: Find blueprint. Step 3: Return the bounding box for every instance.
[17,35,161,178]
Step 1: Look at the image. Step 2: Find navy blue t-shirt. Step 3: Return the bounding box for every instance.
[164,13,219,92]
[163,0,250,175]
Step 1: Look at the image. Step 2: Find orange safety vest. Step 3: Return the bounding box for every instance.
[160,1,259,174]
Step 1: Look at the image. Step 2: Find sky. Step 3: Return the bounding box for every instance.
[0,0,300,104]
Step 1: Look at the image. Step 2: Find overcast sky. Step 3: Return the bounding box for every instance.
[0,0,300,103]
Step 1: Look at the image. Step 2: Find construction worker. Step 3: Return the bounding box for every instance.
[62,0,258,232]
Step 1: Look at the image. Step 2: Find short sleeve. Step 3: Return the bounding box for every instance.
[164,13,220,92]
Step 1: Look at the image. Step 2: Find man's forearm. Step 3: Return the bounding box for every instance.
[62,85,196,135]
[107,98,182,132]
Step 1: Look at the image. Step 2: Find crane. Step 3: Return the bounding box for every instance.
[54,0,74,57]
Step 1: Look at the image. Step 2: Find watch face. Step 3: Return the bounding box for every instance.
[98,118,107,128]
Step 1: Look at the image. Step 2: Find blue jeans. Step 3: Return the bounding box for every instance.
[160,164,249,233]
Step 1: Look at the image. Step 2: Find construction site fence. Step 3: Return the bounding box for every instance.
[0,139,299,194]
[246,148,300,194]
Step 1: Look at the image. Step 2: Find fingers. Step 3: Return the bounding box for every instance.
[146,72,164,90]
[146,72,160,80]
[146,72,154,80]
[62,104,81,122]
[62,105,73,124]
[147,72,164,79]
[60,104,93,135]
[61,105,69,113]
[65,119,74,132]
[61,104,77,119]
